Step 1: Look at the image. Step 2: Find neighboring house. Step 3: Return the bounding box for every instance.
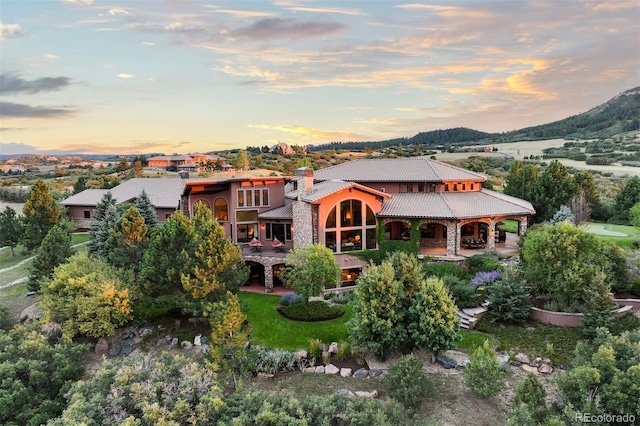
[147,154,227,171]
[62,178,186,229]
[181,158,535,292]
[270,142,295,155]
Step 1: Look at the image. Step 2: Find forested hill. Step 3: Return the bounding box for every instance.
[502,86,640,141]
[309,87,639,152]
[309,127,491,152]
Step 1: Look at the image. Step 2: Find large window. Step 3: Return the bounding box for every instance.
[266,223,292,241]
[214,198,228,221]
[238,189,269,207]
[325,199,376,253]
[236,210,258,243]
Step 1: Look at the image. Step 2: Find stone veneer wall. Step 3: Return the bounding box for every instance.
[292,200,313,249]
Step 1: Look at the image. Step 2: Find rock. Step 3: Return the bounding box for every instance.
[530,357,543,368]
[181,341,193,349]
[170,337,178,348]
[139,327,153,336]
[315,366,325,374]
[325,364,340,375]
[496,354,510,367]
[108,340,122,358]
[521,364,538,375]
[295,349,308,359]
[95,337,109,356]
[303,367,316,373]
[515,353,530,364]
[355,390,379,398]
[328,342,339,354]
[340,368,352,377]
[194,335,202,346]
[542,358,552,365]
[352,368,369,379]
[335,389,354,397]
[436,354,458,369]
[201,344,210,354]
[257,372,274,379]
[369,369,384,377]
[121,342,135,357]
[538,364,553,374]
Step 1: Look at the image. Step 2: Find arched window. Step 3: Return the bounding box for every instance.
[325,199,376,253]
[193,199,210,212]
[214,198,228,221]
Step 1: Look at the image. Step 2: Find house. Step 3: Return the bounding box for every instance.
[62,178,186,229]
[147,154,227,171]
[180,158,534,292]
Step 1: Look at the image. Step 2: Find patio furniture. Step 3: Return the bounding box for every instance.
[271,238,284,252]
[249,237,263,252]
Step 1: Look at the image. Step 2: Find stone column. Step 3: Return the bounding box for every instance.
[264,263,274,293]
[446,221,458,256]
[487,219,496,251]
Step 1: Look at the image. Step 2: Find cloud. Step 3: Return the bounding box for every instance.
[0,102,75,118]
[62,0,94,6]
[212,9,276,18]
[249,124,364,141]
[0,22,27,41]
[234,18,346,41]
[395,3,492,18]
[275,2,366,16]
[141,41,155,46]
[108,7,130,16]
[0,73,72,94]
[117,73,134,79]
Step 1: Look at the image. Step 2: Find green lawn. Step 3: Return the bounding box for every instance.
[71,233,91,245]
[498,219,518,233]
[0,245,32,269]
[584,222,640,249]
[457,329,495,351]
[238,292,352,351]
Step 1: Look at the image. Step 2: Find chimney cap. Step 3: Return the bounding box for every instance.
[296,167,314,177]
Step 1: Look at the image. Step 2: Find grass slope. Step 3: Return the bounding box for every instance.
[238,292,352,351]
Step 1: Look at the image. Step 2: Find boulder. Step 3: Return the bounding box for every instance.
[95,337,109,356]
[496,354,510,368]
[194,334,202,346]
[335,389,354,397]
[201,344,210,355]
[530,357,543,368]
[181,341,193,349]
[295,350,308,359]
[340,368,352,377]
[353,368,369,379]
[303,367,316,373]
[170,337,178,348]
[325,364,340,375]
[121,342,135,357]
[521,364,538,375]
[257,372,274,379]
[542,358,552,365]
[355,390,379,398]
[369,369,384,377]
[108,340,122,358]
[328,342,339,354]
[315,366,325,374]
[538,364,553,375]
[436,354,458,369]
[515,353,530,364]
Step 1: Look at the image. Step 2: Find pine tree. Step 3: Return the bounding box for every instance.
[134,190,158,228]
[0,206,24,256]
[504,161,538,200]
[88,192,116,255]
[22,180,63,251]
[107,206,148,277]
[466,339,503,397]
[611,176,640,224]
[207,292,248,365]
[529,160,577,222]
[27,224,74,292]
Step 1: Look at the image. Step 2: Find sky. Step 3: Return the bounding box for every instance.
[0,1,638,156]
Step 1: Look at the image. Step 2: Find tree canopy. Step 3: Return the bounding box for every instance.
[21,180,63,251]
[279,244,341,304]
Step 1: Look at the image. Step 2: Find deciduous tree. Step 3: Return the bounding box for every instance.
[279,244,340,304]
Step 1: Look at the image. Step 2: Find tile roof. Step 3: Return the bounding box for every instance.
[62,178,186,209]
[258,203,293,219]
[377,189,535,219]
[286,180,391,203]
[313,158,486,183]
[60,189,109,206]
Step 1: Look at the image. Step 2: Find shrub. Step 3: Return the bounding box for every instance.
[423,261,468,279]
[327,291,356,305]
[239,347,311,375]
[279,291,303,306]
[385,354,431,409]
[465,253,502,274]
[513,374,547,422]
[278,300,345,321]
[470,270,501,287]
[631,279,640,297]
[0,306,12,331]
[335,340,352,361]
[465,339,503,397]
[308,338,323,359]
[441,274,477,309]
[488,267,532,324]
[610,312,640,336]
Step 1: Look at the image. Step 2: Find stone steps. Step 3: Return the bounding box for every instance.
[457,300,490,330]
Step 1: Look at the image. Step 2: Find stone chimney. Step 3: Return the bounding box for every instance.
[296,167,314,200]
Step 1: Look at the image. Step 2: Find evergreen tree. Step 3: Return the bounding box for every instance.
[107,206,148,278]
[27,224,74,292]
[0,206,24,256]
[466,339,503,397]
[22,180,63,251]
[72,176,87,195]
[140,211,193,297]
[88,192,116,255]
[134,190,158,228]
[611,176,640,224]
[529,160,577,222]
[504,161,538,200]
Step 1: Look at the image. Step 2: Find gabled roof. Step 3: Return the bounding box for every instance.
[377,189,534,219]
[258,203,293,219]
[286,180,391,203]
[60,189,109,206]
[62,178,186,209]
[313,158,486,183]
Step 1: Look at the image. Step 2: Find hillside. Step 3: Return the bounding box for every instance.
[310,87,640,152]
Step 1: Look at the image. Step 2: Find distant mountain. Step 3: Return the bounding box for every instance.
[310,87,640,152]
[501,87,640,141]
